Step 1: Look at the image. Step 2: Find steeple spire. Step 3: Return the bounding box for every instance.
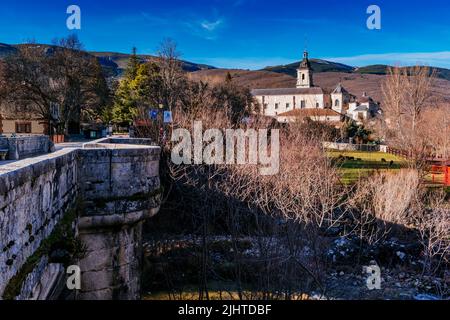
[299,50,311,69]
[297,48,313,88]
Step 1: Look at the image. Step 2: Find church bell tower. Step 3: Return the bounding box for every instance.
[297,50,313,88]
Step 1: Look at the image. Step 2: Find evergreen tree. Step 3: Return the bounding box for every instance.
[112,48,142,125]
[112,50,163,126]
[126,47,140,79]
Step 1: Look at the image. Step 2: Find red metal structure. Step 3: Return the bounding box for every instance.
[386,146,449,186]
[50,135,65,143]
[431,165,450,186]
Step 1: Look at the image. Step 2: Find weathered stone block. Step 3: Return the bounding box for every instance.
[0,139,161,300]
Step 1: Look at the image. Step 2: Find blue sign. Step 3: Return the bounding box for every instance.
[150,110,158,120]
[163,111,173,123]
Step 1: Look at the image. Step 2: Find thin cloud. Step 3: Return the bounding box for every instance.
[116,12,225,40]
[201,19,224,31]
[324,51,450,68]
[192,57,294,70]
[263,18,328,24]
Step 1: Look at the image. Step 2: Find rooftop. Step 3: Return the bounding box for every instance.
[251,87,323,96]
[278,108,343,117]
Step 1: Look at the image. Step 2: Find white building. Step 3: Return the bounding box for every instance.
[251,51,379,125]
[346,93,380,124]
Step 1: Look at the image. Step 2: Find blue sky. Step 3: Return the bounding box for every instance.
[1,0,450,69]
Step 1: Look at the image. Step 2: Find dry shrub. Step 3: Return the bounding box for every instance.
[160,105,346,298]
[348,169,420,244]
[381,66,450,169]
[414,190,450,274]
[349,169,449,275]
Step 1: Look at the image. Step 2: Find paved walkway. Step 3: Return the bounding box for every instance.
[0,135,131,168]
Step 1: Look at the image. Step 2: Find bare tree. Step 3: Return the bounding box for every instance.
[0,35,110,135]
[0,42,57,131]
[51,35,110,135]
[157,39,186,113]
[382,66,436,168]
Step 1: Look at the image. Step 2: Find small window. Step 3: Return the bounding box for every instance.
[301,100,306,108]
[275,103,279,109]
[316,102,320,108]
[335,99,340,107]
[286,103,290,109]
[16,122,32,134]
[302,74,305,80]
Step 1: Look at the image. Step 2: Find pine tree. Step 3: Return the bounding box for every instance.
[125,47,140,80]
[112,48,141,125]
[112,50,163,126]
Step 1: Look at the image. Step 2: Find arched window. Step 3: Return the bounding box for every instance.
[335,99,340,107]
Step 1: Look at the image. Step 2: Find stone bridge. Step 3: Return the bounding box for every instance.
[0,138,161,300]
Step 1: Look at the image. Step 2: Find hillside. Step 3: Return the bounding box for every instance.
[188,69,295,89]
[0,43,18,58]
[265,60,450,82]
[190,68,450,105]
[2,42,449,104]
[0,43,215,78]
[89,51,215,76]
[263,59,354,77]
[355,64,450,81]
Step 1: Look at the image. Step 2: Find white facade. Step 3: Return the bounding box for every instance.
[346,94,379,123]
[251,50,379,124]
[253,91,325,117]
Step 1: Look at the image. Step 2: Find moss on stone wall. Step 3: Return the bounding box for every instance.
[2,200,85,300]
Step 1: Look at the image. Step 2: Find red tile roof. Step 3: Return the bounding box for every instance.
[277,108,342,117]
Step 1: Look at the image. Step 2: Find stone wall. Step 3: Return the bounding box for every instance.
[0,135,54,160]
[0,149,79,298]
[0,139,161,300]
[322,142,381,152]
[76,141,160,300]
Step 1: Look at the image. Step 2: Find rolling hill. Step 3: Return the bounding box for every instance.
[1,42,449,105]
[190,68,450,105]
[263,58,354,76]
[264,60,450,82]
[89,51,215,76]
[0,43,215,77]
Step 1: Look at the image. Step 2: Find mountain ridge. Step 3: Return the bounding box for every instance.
[2,42,450,81]
[264,60,450,81]
[0,43,216,77]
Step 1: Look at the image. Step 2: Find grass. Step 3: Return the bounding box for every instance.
[327,150,407,184]
[143,282,312,301]
[143,291,311,301]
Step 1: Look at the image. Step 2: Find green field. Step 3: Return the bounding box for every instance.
[327,150,407,184]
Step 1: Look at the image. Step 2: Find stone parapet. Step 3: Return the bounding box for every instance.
[0,139,161,300]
